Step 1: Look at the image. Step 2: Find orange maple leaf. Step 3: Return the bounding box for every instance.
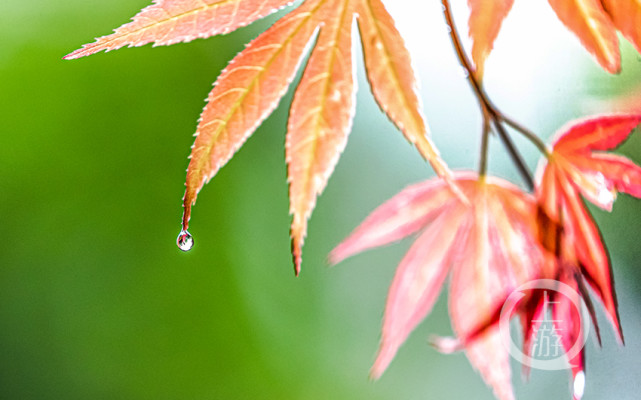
[602,0,641,56]
[467,0,641,74]
[331,173,547,400]
[467,0,514,78]
[65,0,455,274]
[63,0,294,58]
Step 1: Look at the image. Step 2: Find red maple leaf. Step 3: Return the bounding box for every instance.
[330,115,641,399]
[331,173,548,400]
[516,268,591,400]
[537,114,641,339]
[510,115,641,397]
[451,115,641,399]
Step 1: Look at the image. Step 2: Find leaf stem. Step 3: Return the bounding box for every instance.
[491,119,534,190]
[479,114,491,176]
[501,115,549,156]
[440,0,549,191]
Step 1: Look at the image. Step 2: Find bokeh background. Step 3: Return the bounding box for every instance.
[2,1,641,399]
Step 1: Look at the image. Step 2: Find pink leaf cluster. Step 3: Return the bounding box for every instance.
[332,115,641,400]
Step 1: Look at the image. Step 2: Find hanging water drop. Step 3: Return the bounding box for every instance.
[176,230,194,252]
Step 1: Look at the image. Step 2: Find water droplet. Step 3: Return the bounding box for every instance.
[176,230,194,252]
[573,371,585,399]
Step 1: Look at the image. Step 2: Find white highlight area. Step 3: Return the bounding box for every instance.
[574,371,586,399]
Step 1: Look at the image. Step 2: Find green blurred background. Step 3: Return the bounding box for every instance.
[1,1,641,399]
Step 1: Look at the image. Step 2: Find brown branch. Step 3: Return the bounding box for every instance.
[440,0,536,191]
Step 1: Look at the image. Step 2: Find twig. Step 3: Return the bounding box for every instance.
[440,0,543,191]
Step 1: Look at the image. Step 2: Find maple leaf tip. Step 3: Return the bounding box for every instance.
[291,242,302,277]
[615,326,625,346]
[428,335,462,354]
[606,61,622,75]
[327,247,344,266]
[369,358,393,382]
[62,51,78,60]
[370,340,403,381]
[368,362,385,381]
[325,252,338,268]
[63,45,93,60]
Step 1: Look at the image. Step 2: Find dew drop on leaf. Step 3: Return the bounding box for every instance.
[176,230,194,252]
